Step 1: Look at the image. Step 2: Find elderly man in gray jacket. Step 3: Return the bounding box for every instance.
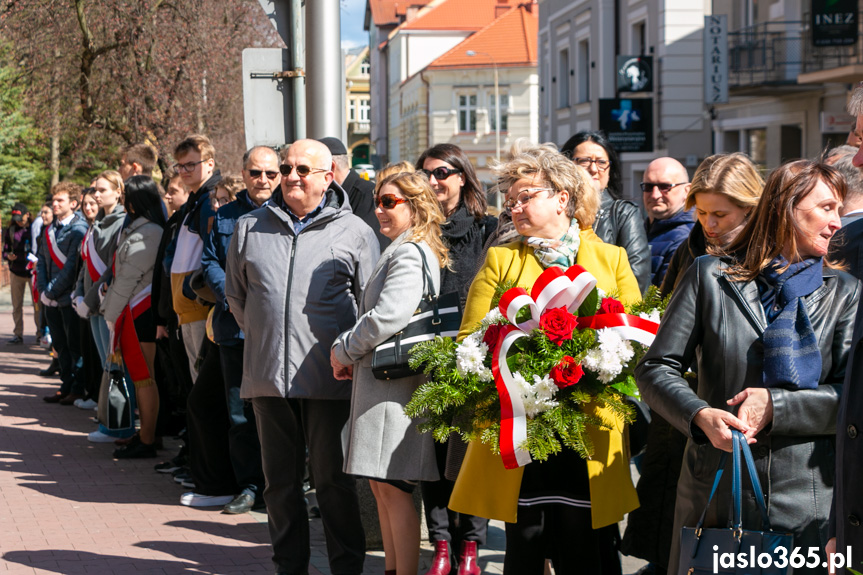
[226,139,379,575]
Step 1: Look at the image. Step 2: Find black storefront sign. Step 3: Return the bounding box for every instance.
[599,98,654,153]
[617,56,653,93]
[812,0,858,47]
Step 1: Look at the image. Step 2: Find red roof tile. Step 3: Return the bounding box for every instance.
[426,3,537,69]
[400,0,513,31]
[367,0,432,27]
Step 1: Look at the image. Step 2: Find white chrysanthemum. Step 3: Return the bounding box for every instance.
[638,310,661,324]
[582,328,635,383]
[482,308,505,326]
[456,336,490,378]
[512,372,559,418]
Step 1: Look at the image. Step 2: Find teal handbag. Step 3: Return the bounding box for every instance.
[678,430,794,575]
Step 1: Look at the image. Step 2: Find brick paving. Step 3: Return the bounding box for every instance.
[0,289,645,575]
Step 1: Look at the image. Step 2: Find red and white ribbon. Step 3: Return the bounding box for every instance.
[577,313,658,346]
[45,226,67,269]
[81,230,107,282]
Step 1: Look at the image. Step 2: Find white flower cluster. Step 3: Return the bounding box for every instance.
[638,310,661,324]
[456,332,493,382]
[581,328,635,383]
[513,372,560,417]
[481,307,505,329]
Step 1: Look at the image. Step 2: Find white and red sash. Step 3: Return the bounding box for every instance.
[80,229,107,282]
[112,285,153,386]
[45,225,67,270]
[491,265,659,470]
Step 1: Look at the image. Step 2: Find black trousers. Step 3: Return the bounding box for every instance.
[154,324,193,438]
[253,396,365,575]
[219,343,264,494]
[186,339,237,496]
[45,305,83,395]
[503,505,622,575]
[421,440,488,546]
[79,316,101,400]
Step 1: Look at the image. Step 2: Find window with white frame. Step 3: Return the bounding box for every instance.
[348,99,357,121]
[632,21,646,55]
[559,48,570,108]
[360,59,370,75]
[458,93,477,132]
[577,39,590,103]
[489,93,509,132]
[359,98,370,122]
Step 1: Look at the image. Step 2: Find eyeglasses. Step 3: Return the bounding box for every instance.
[248,169,280,180]
[279,164,328,177]
[173,160,205,173]
[421,166,462,181]
[573,157,610,171]
[640,182,688,193]
[375,194,409,209]
[503,187,555,213]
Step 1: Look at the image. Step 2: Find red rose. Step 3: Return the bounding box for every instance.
[598,297,625,315]
[550,356,584,388]
[482,324,506,350]
[539,307,579,346]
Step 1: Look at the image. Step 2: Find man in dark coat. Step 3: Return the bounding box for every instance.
[828,144,863,281]
[317,136,389,248]
[828,85,863,573]
[642,157,694,287]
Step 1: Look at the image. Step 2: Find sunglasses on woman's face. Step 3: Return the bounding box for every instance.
[422,166,461,181]
[375,194,409,209]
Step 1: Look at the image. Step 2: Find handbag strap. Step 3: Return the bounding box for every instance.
[407,241,436,300]
[694,429,771,533]
[731,429,772,531]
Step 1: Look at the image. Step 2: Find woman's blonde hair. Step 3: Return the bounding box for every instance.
[375,170,450,268]
[492,139,599,229]
[685,153,763,211]
[96,170,125,195]
[377,161,415,181]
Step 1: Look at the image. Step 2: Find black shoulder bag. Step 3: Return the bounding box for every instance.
[371,243,462,380]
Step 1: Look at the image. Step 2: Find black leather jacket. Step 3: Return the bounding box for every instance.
[636,255,860,575]
[592,191,650,294]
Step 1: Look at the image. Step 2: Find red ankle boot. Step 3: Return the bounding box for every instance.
[457,541,480,575]
[425,540,451,575]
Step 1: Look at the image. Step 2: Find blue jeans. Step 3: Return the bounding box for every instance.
[90,315,136,438]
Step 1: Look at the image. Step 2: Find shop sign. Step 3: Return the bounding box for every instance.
[704,15,728,104]
[812,0,858,47]
[599,98,654,153]
[617,56,653,93]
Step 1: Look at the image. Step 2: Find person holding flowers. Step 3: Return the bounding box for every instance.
[636,159,858,575]
[449,140,641,574]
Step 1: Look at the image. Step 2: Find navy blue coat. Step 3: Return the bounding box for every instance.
[202,189,266,345]
[36,214,89,306]
[645,208,694,287]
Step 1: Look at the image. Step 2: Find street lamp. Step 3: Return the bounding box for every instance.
[466,50,500,165]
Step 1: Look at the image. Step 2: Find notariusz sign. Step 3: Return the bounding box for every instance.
[704,15,728,105]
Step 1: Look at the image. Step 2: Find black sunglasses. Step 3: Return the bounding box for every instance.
[640,182,688,193]
[421,166,462,181]
[279,164,328,177]
[248,169,280,180]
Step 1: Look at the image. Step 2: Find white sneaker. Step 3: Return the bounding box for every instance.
[87,430,118,443]
[74,398,98,410]
[180,492,234,507]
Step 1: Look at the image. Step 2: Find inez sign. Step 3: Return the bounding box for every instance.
[812,0,858,47]
[704,15,728,104]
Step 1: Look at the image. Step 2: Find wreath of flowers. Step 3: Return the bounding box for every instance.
[406,266,667,465]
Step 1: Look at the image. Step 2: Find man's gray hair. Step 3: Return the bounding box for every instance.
[827,145,863,201]
[333,154,351,172]
[848,83,863,116]
[243,146,279,169]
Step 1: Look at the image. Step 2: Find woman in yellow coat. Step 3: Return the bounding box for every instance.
[450,140,640,574]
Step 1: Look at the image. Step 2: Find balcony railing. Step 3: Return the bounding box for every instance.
[728,14,863,87]
[728,21,805,87]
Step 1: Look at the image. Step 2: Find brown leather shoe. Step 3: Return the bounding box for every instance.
[59,393,85,406]
[43,391,67,403]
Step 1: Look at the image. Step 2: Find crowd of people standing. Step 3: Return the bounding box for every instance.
[5,85,863,575]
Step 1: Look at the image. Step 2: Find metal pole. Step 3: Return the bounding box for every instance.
[493,63,500,164]
[290,0,305,140]
[305,0,343,139]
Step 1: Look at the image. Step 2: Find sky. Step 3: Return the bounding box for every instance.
[340,0,369,49]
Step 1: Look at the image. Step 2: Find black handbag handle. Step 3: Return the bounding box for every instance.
[694,429,772,534]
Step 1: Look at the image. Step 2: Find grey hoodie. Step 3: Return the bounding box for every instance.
[226,184,380,400]
[75,205,126,314]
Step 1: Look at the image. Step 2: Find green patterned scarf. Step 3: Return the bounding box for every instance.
[522,218,581,269]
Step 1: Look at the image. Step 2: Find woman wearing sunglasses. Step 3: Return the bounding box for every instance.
[415,143,497,575]
[561,131,650,293]
[330,167,450,575]
[450,140,640,574]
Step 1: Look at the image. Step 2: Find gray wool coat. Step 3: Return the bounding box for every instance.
[332,234,441,482]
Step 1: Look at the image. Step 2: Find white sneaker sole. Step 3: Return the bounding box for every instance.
[179,493,234,507]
